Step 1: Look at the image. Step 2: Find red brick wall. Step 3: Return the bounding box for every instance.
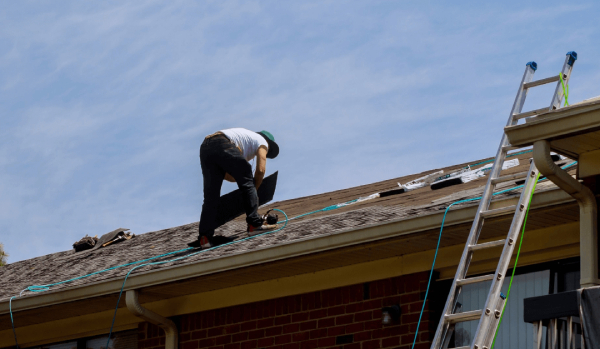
[138,271,434,349]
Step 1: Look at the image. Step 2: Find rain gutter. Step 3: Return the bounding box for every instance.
[533,140,600,287]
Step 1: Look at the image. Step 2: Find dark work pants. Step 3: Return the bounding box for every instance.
[198,135,263,239]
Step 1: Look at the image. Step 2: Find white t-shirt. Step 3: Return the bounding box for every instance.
[220,128,268,161]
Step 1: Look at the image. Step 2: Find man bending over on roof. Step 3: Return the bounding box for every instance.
[188,128,280,249]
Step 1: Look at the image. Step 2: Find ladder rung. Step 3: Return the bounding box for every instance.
[522,75,561,89]
[469,239,506,251]
[491,171,529,184]
[501,145,520,152]
[445,310,482,324]
[456,274,494,286]
[480,205,517,218]
[513,106,550,120]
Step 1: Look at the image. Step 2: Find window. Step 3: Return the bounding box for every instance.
[433,258,582,349]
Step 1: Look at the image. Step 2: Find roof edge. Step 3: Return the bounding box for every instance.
[1,188,575,315]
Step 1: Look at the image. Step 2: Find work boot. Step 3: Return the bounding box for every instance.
[187,235,212,249]
[247,223,278,235]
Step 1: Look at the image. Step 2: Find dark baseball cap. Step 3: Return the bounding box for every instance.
[257,131,279,159]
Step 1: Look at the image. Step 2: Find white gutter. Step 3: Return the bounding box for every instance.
[126,290,178,349]
[533,140,600,287]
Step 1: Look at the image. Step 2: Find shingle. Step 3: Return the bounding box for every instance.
[0,152,570,301]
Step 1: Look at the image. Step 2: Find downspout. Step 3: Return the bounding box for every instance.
[533,140,600,287]
[126,290,178,349]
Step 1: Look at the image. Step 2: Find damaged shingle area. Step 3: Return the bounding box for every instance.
[0,153,571,301]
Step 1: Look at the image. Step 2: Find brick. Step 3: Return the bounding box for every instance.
[216,335,233,345]
[300,320,317,331]
[354,311,372,322]
[232,332,248,342]
[309,309,328,319]
[382,337,400,347]
[241,340,258,349]
[364,320,381,331]
[317,318,334,328]
[353,331,371,342]
[362,339,381,349]
[318,337,336,347]
[241,321,258,331]
[363,299,382,310]
[199,338,216,348]
[336,314,354,325]
[292,312,309,322]
[409,302,425,313]
[275,315,292,325]
[248,329,265,340]
[258,318,274,329]
[401,334,416,344]
[282,323,300,334]
[327,325,345,337]
[275,334,292,345]
[181,332,191,342]
[266,326,283,337]
[345,303,364,313]
[300,339,319,349]
[181,341,199,349]
[191,330,207,340]
[225,324,241,334]
[309,329,328,339]
[209,327,225,337]
[327,306,345,317]
[204,311,217,328]
[400,293,420,304]
[283,343,301,349]
[257,338,275,347]
[225,343,241,349]
[344,344,361,349]
[372,308,382,320]
[292,331,310,342]
[401,313,425,324]
[230,308,243,324]
[345,323,364,334]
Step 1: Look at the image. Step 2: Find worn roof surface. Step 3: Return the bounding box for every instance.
[0,151,575,301]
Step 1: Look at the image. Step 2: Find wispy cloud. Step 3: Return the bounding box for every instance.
[0,0,599,262]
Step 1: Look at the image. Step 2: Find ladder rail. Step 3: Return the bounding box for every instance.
[550,52,577,110]
[430,61,537,349]
[471,162,539,348]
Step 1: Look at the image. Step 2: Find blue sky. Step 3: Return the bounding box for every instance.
[1,1,599,263]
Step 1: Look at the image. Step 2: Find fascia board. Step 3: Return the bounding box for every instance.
[505,102,600,148]
[0,189,575,316]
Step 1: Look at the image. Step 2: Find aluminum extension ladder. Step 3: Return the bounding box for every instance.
[431,51,578,349]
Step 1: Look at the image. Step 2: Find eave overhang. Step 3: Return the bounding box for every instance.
[504,99,600,160]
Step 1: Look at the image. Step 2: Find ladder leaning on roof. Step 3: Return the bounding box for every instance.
[430,51,578,349]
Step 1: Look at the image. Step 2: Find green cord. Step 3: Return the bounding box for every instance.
[490,172,541,349]
[559,73,569,107]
